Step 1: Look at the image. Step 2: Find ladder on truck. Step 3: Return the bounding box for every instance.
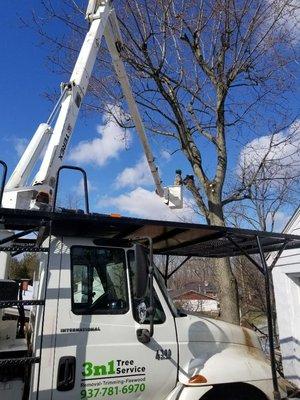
[0,224,50,396]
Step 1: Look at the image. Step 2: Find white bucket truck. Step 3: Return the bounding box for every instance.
[0,1,300,399]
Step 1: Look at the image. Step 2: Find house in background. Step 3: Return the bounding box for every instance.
[272,206,300,389]
[169,281,219,315]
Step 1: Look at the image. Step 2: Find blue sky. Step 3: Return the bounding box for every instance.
[0,1,196,220]
[0,1,299,230]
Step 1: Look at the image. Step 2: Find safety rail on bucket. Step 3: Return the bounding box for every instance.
[0,160,7,208]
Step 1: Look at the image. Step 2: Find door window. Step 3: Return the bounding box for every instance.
[71,246,128,314]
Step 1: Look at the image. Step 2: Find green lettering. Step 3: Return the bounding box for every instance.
[94,364,107,375]
[82,362,93,377]
[108,360,116,374]
[82,360,116,377]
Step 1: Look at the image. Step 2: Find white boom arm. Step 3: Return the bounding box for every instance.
[3,0,182,210]
[104,9,164,197]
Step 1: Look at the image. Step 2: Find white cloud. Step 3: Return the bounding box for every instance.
[73,178,96,197]
[266,0,300,43]
[69,105,131,167]
[266,210,290,232]
[114,156,153,189]
[279,0,300,42]
[238,120,300,181]
[160,149,171,161]
[14,138,28,157]
[99,187,195,222]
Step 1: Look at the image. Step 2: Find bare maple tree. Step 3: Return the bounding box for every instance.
[28,0,299,324]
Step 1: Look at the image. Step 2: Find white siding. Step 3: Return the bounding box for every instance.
[174,299,219,313]
[272,208,300,388]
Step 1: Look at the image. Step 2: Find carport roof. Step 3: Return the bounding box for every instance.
[1,207,300,258]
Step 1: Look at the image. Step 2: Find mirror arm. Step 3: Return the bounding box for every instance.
[134,236,155,338]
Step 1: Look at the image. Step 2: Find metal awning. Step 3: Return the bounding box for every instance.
[1,207,300,258]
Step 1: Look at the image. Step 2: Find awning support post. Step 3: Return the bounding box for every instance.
[269,241,288,271]
[167,256,191,280]
[227,236,264,274]
[228,234,289,400]
[165,255,169,287]
[256,236,280,400]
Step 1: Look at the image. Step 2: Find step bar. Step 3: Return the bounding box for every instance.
[0,299,45,308]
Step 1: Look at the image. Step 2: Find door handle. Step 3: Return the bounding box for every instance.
[57,356,76,391]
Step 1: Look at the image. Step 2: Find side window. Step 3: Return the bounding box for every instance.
[71,247,128,314]
[73,264,89,304]
[128,250,166,324]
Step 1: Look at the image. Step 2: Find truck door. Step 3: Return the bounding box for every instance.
[50,238,178,400]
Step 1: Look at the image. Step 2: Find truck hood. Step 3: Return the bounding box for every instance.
[175,314,270,385]
[176,313,261,348]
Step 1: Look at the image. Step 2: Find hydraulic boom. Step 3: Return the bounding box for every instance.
[3,0,182,211]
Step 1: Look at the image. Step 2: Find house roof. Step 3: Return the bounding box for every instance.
[171,289,217,301]
[169,281,217,296]
[1,207,300,258]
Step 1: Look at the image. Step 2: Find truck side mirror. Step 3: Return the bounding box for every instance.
[134,240,155,344]
[134,244,149,299]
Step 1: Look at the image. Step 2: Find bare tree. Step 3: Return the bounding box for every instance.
[233,257,266,318]
[158,256,215,292]
[9,253,39,280]
[225,120,300,232]
[28,0,299,324]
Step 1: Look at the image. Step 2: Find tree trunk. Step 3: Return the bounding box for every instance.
[208,195,240,325]
[213,257,240,325]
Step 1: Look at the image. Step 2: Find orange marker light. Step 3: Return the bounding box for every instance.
[188,374,207,384]
[110,213,122,218]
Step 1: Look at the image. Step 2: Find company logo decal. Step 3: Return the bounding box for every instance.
[80,359,147,397]
[82,359,146,378]
[58,124,72,160]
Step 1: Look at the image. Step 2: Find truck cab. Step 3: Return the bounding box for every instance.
[33,236,178,399]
